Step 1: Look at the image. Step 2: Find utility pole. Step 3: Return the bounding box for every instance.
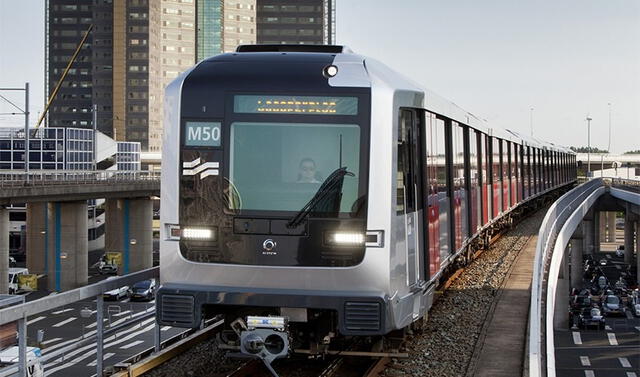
[0,83,30,181]
[93,104,98,171]
[25,82,29,182]
[530,107,534,137]
[586,116,592,177]
[607,103,611,154]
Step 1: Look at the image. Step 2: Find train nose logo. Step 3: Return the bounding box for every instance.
[262,239,276,252]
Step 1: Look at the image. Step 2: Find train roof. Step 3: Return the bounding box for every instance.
[217,45,571,153]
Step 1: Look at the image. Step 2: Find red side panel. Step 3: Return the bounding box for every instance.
[454,192,462,250]
[492,182,500,218]
[482,184,489,225]
[502,180,509,210]
[511,178,517,206]
[428,199,440,277]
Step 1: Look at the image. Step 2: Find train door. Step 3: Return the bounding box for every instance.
[397,109,423,286]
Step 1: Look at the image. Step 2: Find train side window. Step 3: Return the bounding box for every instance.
[397,109,414,214]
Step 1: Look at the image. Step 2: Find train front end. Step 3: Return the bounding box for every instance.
[157,46,390,363]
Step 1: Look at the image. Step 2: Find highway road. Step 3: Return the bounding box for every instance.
[26,297,184,377]
[554,241,640,377]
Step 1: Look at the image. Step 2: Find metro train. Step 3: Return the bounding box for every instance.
[156,45,576,369]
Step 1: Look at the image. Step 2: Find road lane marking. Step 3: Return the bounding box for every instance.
[27,316,46,325]
[579,356,590,366]
[161,326,171,331]
[605,325,612,330]
[635,326,640,332]
[627,372,637,377]
[86,352,114,366]
[607,333,618,346]
[627,311,633,319]
[619,357,631,368]
[41,337,63,346]
[52,317,77,327]
[120,340,144,349]
[51,308,74,315]
[44,319,157,375]
[584,370,595,377]
[113,310,132,317]
[572,331,582,345]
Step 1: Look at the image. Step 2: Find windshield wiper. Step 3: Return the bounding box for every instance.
[287,167,355,228]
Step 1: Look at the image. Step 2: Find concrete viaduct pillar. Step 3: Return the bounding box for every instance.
[0,208,8,294]
[105,198,153,275]
[599,212,607,243]
[583,219,594,255]
[26,202,48,277]
[47,201,88,291]
[607,212,616,242]
[637,221,640,286]
[555,247,571,329]
[570,237,583,290]
[624,214,635,265]
[593,212,601,254]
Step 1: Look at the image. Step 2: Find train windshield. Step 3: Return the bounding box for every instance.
[229,122,361,214]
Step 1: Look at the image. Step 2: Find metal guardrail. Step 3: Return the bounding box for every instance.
[528,177,640,377]
[528,178,605,377]
[0,267,159,377]
[0,170,160,188]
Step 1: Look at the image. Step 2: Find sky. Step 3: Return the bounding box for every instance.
[0,0,638,153]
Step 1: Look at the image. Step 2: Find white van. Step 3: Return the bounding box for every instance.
[8,268,28,295]
[0,346,44,377]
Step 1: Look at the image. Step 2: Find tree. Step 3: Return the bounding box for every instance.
[623,150,640,155]
[569,146,609,153]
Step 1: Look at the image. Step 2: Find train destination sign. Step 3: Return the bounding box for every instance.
[234,95,358,115]
[184,121,222,147]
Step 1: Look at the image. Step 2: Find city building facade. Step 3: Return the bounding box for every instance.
[256,0,335,45]
[46,0,335,153]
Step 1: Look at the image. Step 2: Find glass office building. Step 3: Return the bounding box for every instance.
[116,142,142,171]
[196,0,224,61]
[0,127,140,171]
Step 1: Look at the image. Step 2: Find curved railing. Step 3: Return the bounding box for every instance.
[528,178,605,376]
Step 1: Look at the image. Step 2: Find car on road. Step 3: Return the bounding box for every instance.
[128,279,157,301]
[630,289,640,317]
[599,258,608,266]
[601,294,626,316]
[576,307,606,330]
[103,277,129,301]
[615,245,625,258]
[8,268,29,295]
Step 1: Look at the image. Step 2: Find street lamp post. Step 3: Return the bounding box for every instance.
[530,107,534,137]
[607,103,611,153]
[586,116,592,177]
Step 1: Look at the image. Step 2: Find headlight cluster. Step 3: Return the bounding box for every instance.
[166,224,216,241]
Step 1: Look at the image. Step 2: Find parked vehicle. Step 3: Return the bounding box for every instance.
[103,277,129,301]
[0,346,44,377]
[570,294,592,311]
[601,295,626,316]
[9,257,16,268]
[630,289,640,317]
[128,279,157,301]
[576,307,606,330]
[615,245,625,258]
[8,268,29,295]
[599,258,608,266]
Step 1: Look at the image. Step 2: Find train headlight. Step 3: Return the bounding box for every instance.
[182,227,215,240]
[323,64,338,78]
[325,232,365,246]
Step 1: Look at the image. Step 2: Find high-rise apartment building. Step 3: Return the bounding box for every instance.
[47,0,338,152]
[256,0,335,45]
